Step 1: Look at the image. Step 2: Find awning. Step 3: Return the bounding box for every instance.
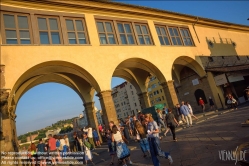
[205,64,249,72]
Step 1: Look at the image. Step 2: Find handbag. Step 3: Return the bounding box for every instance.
[135,129,141,140]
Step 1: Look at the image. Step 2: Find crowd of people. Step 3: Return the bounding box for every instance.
[20,95,243,166]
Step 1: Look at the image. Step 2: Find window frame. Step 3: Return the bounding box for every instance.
[155,23,195,47]
[36,15,63,45]
[134,23,154,45]
[179,28,195,46]
[1,11,33,45]
[155,25,171,45]
[168,26,183,46]
[95,19,118,45]
[116,21,137,45]
[64,17,89,45]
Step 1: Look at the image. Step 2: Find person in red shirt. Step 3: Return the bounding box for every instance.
[48,134,57,165]
[199,97,205,112]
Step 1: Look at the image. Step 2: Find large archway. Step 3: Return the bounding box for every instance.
[172,56,214,112]
[111,58,176,115]
[3,61,107,153]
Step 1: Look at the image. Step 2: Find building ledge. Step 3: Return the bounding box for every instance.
[205,64,249,72]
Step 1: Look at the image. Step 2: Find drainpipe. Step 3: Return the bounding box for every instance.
[192,17,200,43]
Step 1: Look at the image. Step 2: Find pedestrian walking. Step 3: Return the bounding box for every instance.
[82,133,94,165]
[48,134,57,165]
[156,109,167,132]
[227,94,238,110]
[36,139,47,166]
[176,104,186,124]
[105,129,116,165]
[133,115,150,158]
[199,97,205,112]
[144,113,173,166]
[92,128,101,147]
[209,97,215,110]
[112,125,133,166]
[86,125,96,150]
[166,109,179,142]
[180,101,193,127]
[186,102,198,120]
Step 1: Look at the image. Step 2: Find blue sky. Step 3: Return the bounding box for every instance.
[16,1,249,135]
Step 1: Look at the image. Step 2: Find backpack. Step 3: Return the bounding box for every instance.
[83,140,93,150]
[56,140,61,148]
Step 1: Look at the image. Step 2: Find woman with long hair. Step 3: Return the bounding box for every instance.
[133,115,150,158]
[144,113,173,166]
[112,125,132,166]
[166,108,179,142]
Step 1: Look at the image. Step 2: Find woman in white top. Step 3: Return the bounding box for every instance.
[64,134,70,152]
[186,102,198,120]
[112,125,132,166]
[82,133,94,165]
[59,135,66,158]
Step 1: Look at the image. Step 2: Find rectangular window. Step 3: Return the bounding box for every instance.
[65,18,88,44]
[2,13,32,44]
[155,26,171,45]
[131,91,133,95]
[134,103,137,106]
[180,28,193,46]
[135,24,153,45]
[117,22,136,45]
[37,16,62,44]
[168,27,182,45]
[96,20,117,44]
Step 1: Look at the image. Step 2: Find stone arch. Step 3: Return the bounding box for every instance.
[194,89,208,105]
[172,56,206,84]
[112,57,168,109]
[10,61,101,109]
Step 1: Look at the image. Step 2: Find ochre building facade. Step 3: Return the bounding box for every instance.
[1,0,249,158]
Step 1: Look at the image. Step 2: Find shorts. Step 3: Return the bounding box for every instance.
[49,150,57,157]
[94,137,99,142]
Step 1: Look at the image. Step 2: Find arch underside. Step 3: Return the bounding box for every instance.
[172,56,206,85]
[112,58,167,93]
[11,61,101,110]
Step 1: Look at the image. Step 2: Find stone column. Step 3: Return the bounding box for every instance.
[83,102,102,142]
[206,72,225,109]
[96,90,118,126]
[161,80,179,109]
[137,92,151,109]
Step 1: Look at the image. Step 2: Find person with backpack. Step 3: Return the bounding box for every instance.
[112,125,132,166]
[59,135,66,158]
[36,139,47,166]
[82,133,94,165]
[144,113,173,166]
[54,135,62,163]
[166,109,179,142]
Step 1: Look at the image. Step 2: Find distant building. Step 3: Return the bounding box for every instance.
[73,107,103,131]
[26,133,39,142]
[148,76,167,107]
[96,110,103,125]
[45,128,61,138]
[63,123,73,128]
[112,81,142,119]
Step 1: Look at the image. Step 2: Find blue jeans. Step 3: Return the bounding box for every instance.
[139,138,150,153]
[62,145,68,157]
[148,137,170,166]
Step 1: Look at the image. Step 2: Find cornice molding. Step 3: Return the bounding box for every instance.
[1,0,249,32]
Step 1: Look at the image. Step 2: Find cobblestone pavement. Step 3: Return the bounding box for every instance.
[67,105,249,166]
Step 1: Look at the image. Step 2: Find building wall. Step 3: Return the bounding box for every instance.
[148,76,168,107]
[112,81,141,119]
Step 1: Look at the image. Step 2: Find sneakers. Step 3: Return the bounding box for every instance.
[168,155,173,164]
[129,161,133,165]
